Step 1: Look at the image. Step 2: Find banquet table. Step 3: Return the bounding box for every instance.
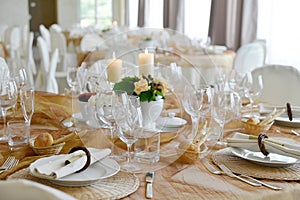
[2,92,300,200]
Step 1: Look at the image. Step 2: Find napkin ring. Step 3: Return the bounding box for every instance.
[68,146,91,173]
[258,133,269,156]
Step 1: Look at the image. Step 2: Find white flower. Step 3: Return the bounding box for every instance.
[134,78,149,95]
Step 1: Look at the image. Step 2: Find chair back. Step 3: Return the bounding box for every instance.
[39,24,51,52]
[35,36,49,91]
[251,65,300,106]
[46,48,59,93]
[233,41,266,76]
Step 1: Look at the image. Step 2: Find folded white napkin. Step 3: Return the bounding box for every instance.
[227,132,300,159]
[34,148,111,179]
[259,104,300,115]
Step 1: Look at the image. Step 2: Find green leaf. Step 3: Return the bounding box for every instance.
[122,76,140,82]
[139,90,153,102]
[113,80,135,95]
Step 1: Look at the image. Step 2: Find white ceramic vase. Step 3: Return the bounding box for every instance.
[140,99,164,129]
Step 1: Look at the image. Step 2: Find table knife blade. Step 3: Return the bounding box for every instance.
[146,171,154,198]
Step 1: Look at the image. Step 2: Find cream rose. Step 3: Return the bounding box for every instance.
[134,78,149,95]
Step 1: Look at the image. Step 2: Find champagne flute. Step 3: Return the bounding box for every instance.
[212,90,236,146]
[20,87,34,124]
[0,78,18,142]
[113,94,142,172]
[95,90,127,161]
[181,85,213,139]
[67,65,79,94]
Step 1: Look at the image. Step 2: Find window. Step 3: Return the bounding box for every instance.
[257,0,300,69]
[184,0,211,40]
[80,0,112,28]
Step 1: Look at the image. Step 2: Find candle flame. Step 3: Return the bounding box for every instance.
[145,48,148,54]
[112,51,116,59]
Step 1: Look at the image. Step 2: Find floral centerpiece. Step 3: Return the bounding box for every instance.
[113,75,168,102]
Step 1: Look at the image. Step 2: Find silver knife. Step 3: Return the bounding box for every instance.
[219,164,261,187]
[146,171,154,198]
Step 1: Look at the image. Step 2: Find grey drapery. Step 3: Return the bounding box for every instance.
[138,0,146,27]
[208,0,258,51]
[163,0,185,33]
[137,0,184,32]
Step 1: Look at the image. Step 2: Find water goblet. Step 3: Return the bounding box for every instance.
[212,90,236,146]
[181,85,213,139]
[241,72,263,117]
[0,78,18,142]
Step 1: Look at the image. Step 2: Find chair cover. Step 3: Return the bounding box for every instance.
[251,65,300,106]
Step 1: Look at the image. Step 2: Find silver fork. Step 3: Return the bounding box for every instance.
[0,156,16,170]
[0,156,19,174]
[202,158,282,190]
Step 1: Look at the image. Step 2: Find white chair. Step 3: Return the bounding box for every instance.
[0,57,9,79]
[49,24,62,33]
[251,65,300,106]
[23,32,36,87]
[233,41,266,76]
[5,26,21,60]
[35,36,50,91]
[39,24,51,52]
[80,33,105,52]
[46,48,59,93]
[0,24,8,41]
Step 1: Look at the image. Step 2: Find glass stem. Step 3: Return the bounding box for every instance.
[1,108,7,137]
[218,123,225,142]
[127,143,132,163]
[110,126,115,154]
[191,116,200,139]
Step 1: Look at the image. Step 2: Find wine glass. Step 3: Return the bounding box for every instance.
[113,94,142,172]
[181,85,213,139]
[20,87,34,124]
[241,72,263,117]
[0,78,18,142]
[212,90,236,146]
[95,90,127,161]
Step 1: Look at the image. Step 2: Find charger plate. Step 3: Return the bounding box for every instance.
[212,148,300,180]
[8,168,139,200]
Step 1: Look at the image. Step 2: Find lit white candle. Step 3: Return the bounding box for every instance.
[107,52,122,82]
[139,48,154,76]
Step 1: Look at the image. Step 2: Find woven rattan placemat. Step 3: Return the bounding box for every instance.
[212,148,300,180]
[8,168,139,200]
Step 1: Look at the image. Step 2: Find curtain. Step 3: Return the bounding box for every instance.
[163,0,185,33]
[209,0,258,51]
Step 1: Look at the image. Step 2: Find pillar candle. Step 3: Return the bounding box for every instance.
[107,52,122,82]
[139,48,154,76]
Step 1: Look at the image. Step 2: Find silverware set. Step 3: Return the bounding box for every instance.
[0,156,19,174]
[202,158,282,190]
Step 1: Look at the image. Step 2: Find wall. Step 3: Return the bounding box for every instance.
[0,0,29,28]
[57,0,80,30]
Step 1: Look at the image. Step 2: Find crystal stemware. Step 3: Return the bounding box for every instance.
[182,85,213,139]
[241,72,263,117]
[20,87,34,124]
[112,94,142,172]
[95,90,126,161]
[0,78,18,142]
[212,90,236,146]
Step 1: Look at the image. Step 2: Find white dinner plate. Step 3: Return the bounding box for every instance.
[0,179,76,200]
[275,111,300,128]
[259,104,300,127]
[156,117,187,128]
[72,113,85,122]
[230,147,299,167]
[29,156,120,187]
[86,120,103,129]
